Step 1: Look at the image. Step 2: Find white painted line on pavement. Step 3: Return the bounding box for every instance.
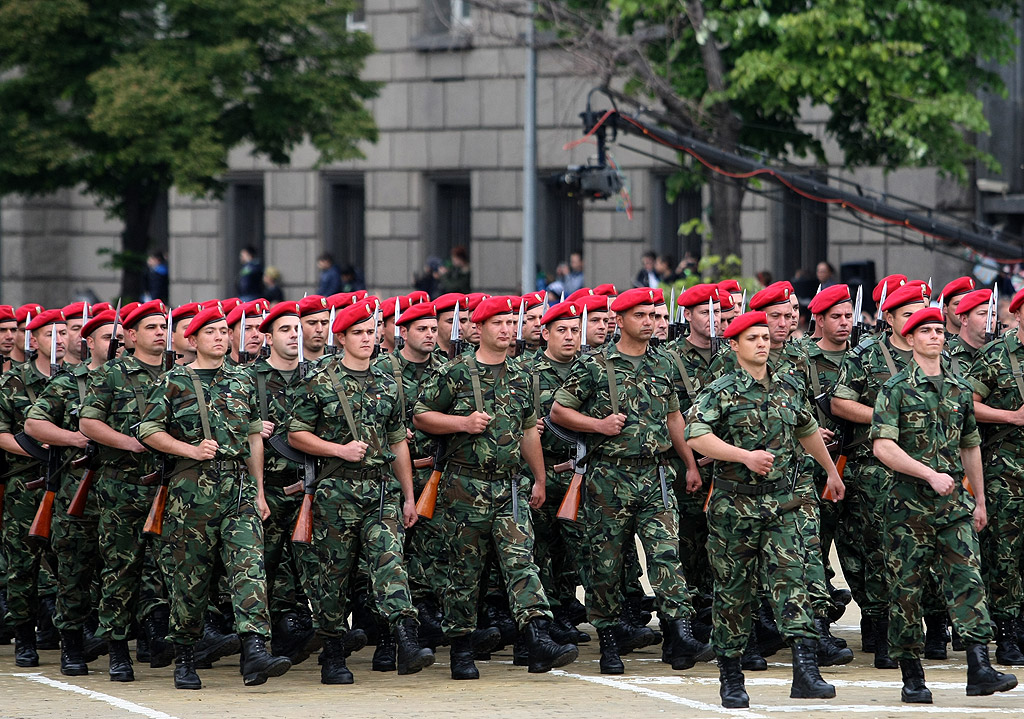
[622,675,1024,692]
[1,672,182,719]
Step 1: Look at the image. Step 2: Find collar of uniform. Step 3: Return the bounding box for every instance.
[734,362,781,392]
[903,358,952,387]
[602,342,652,365]
[1003,328,1024,354]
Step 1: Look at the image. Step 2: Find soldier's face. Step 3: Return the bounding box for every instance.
[459,313,473,342]
[437,311,455,345]
[190,321,229,358]
[908,323,945,359]
[340,320,376,360]
[270,318,300,362]
[173,319,192,354]
[962,305,989,345]
[653,306,669,339]
[946,295,964,330]
[0,322,15,354]
[684,304,720,341]
[479,315,514,351]
[887,302,926,337]
[819,302,853,345]
[587,312,608,344]
[542,319,580,362]
[403,320,438,355]
[34,324,66,362]
[764,305,793,346]
[731,327,770,366]
[382,318,396,348]
[233,317,262,355]
[720,305,737,329]
[617,305,655,342]
[87,326,120,362]
[66,319,84,360]
[302,313,329,352]
[523,307,544,342]
[789,296,800,332]
[132,317,167,355]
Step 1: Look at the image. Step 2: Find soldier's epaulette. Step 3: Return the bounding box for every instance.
[777,370,805,395]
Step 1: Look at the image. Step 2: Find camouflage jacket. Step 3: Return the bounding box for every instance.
[289,359,405,470]
[79,355,165,472]
[415,354,536,472]
[661,337,719,416]
[0,360,55,475]
[946,336,982,379]
[249,359,304,477]
[26,362,90,430]
[686,366,818,487]
[707,341,809,399]
[528,352,576,461]
[967,331,1024,453]
[372,349,443,460]
[138,363,261,461]
[553,343,680,459]
[871,361,980,477]
[801,340,848,435]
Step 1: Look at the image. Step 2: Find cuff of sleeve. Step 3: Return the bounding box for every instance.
[25,409,56,423]
[968,378,988,398]
[78,407,106,421]
[287,420,314,434]
[795,419,819,439]
[960,431,981,448]
[684,423,713,440]
[387,429,406,446]
[870,425,900,441]
[412,402,432,416]
[136,421,163,441]
[524,413,538,427]
[832,386,860,401]
[552,389,582,410]
[247,421,263,435]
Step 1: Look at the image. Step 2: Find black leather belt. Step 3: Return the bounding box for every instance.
[714,477,788,496]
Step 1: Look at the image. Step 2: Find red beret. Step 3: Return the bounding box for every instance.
[434,293,468,313]
[718,279,742,295]
[465,293,491,312]
[678,283,722,308]
[184,305,227,337]
[172,302,203,322]
[0,305,16,324]
[327,291,364,309]
[955,289,991,316]
[123,300,168,329]
[808,284,852,315]
[118,302,141,321]
[27,309,66,331]
[541,301,582,325]
[901,307,944,336]
[16,304,44,324]
[199,299,221,311]
[905,279,931,299]
[407,290,430,304]
[1010,288,1024,314]
[81,310,116,338]
[723,311,769,339]
[398,302,437,326]
[521,291,546,310]
[941,276,975,302]
[381,295,413,321]
[220,298,241,316]
[719,292,736,311]
[62,302,90,320]
[873,274,907,303]
[333,297,379,334]
[653,288,666,305]
[610,287,659,312]
[881,283,930,313]
[471,295,517,324]
[566,288,594,302]
[259,301,301,333]
[577,294,610,314]
[593,283,618,297]
[90,302,112,314]
[749,282,794,310]
[298,295,330,317]
[226,299,266,327]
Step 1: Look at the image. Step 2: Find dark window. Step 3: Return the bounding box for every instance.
[539,173,584,279]
[776,173,827,283]
[148,190,169,251]
[224,178,265,294]
[323,176,366,274]
[650,172,702,262]
[347,0,366,30]
[428,177,471,260]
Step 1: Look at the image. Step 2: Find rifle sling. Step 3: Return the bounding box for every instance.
[184,368,214,442]
[807,358,827,428]
[602,354,620,415]
[982,338,1024,450]
[389,352,407,419]
[255,370,269,423]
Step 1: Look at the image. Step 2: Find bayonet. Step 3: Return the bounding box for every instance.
[80,304,90,364]
[580,305,590,353]
[394,298,405,351]
[875,282,889,335]
[515,299,526,356]
[851,285,864,345]
[985,285,996,343]
[740,289,747,314]
[449,303,463,360]
[709,295,720,355]
[238,309,249,364]
[48,320,58,377]
[325,306,337,355]
[164,307,175,370]
[806,284,822,337]
[259,311,270,359]
[667,288,677,341]
[370,301,381,358]
[993,284,1002,337]
[107,299,123,362]
[297,321,309,378]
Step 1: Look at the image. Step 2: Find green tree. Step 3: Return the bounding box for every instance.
[0,0,379,298]
[516,0,1017,257]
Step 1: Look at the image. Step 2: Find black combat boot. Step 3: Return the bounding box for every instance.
[173,644,202,690]
[240,633,291,686]
[550,615,589,644]
[923,613,949,660]
[995,619,1024,666]
[899,658,932,703]
[612,618,659,654]
[0,591,13,645]
[512,631,530,666]
[371,618,396,672]
[873,618,898,669]
[665,617,714,670]
[36,596,59,650]
[320,635,354,685]
[414,600,446,649]
[741,632,767,671]
[82,625,107,663]
[144,607,175,668]
[14,622,39,667]
[755,599,785,657]
[194,615,240,667]
[790,639,836,699]
[718,656,749,708]
[271,612,317,666]
[395,618,434,675]
[524,618,578,673]
[108,638,135,682]
[59,629,88,676]
[815,617,854,666]
[966,643,1018,695]
[469,625,501,655]
[343,627,367,657]
[449,634,479,680]
[860,615,875,652]
[598,626,624,675]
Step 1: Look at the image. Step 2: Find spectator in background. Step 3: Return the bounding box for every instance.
[546,281,565,304]
[790,268,816,303]
[339,265,366,292]
[816,261,838,289]
[317,252,343,296]
[414,257,442,298]
[635,251,659,288]
[263,266,284,304]
[144,250,169,302]
[563,251,585,296]
[438,245,471,294]
[237,245,264,301]
[655,254,678,283]
[756,270,773,289]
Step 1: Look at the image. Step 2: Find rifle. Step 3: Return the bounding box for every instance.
[413,440,447,520]
[163,307,175,371]
[66,441,100,518]
[26,436,66,547]
[108,299,123,362]
[238,309,252,364]
[142,456,171,537]
[850,285,865,346]
[264,434,318,544]
[514,300,526,357]
[556,434,588,522]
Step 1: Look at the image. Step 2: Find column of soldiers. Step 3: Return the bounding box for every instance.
[0,274,1020,707]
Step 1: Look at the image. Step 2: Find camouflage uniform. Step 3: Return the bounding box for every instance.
[947,336,981,378]
[553,344,695,630]
[967,333,1024,626]
[26,363,100,632]
[80,355,168,640]
[289,359,416,637]
[415,354,552,636]
[685,365,819,658]
[871,361,993,659]
[138,364,270,644]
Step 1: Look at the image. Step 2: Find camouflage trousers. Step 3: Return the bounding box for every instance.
[311,474,416,637]
[818,467,866,608]
[884,480,993,659]
[707,489,816,659]
[407,467,447,606]
[532,466,586,613]
[94,467,167,639]
[1,474,56,625]
[52,470,102,631]
[669,457,712,599]
[263,478,318,621]
[978,452,1024,623]
[584,460,693,630]
[793,473,839,619]
[438,467,551,636]
[156,467,270,643]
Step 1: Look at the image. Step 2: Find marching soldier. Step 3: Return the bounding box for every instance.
[940,276,977,337]
[946,289,991,376]
[10,303,43,365]
[0,305,17,371]
[379,295,413,355]
[298,296,331,364]
[433,293,468,358]
[171,302,203,365]
[226,300,266,366]
[872,305,1017,702]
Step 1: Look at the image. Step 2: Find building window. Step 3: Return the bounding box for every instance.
[428,176,471,261]
[225,177,265,294]
[347,0,367,31]
[539,173,584,282]
[776,173,828,284]
[450,0,471,28]
[323,175,366,276]
[650,172,702,265]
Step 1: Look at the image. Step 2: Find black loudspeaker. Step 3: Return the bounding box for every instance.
[841,260,877,312]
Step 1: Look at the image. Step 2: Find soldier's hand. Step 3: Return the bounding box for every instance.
[824,472,845,502]
[819,427,835,443]
[598,413,626,436]
[463,411,491,434]
[256,493,271,521]
[685,467,702,493]
[529,480,545,509]
[744,449,774,476]
[973,502,988,532]
[402,498,418,528]
[406,428,414,441]
[926,471,955,496]
[260,421,274,439]
[71,431,90,450]
[194,439,218,461]
[338,440,369,462]
[125,438,147,453]
[536,419,545,435]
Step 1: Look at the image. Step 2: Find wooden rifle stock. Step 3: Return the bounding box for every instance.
[26,477,45,490]
[67,468,96,518]
[555,472,584,522]
[291,493,314,544]
[139,470,161,486]
[142,484,168,536]
[551,460,574,473]
[412,457,434,470]
[283,480,303,496]
[415,469,442,519]
[28,489,56,544]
